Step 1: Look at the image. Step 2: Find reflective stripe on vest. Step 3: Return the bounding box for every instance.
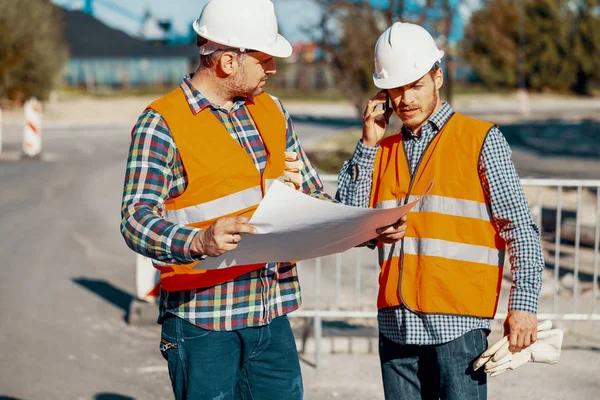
[145,89,287,292]
[376,195,492,222]
[165,179,278,225]
[379,238,505,267]
[371,112,505,317]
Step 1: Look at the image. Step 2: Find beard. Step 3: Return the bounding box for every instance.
[400,88,439,131]
[225,66,266,98]
[245,82,266,97]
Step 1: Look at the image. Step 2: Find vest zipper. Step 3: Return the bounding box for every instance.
[403,134,436,204]
[398,130,440,316]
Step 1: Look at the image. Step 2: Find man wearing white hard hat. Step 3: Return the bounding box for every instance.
[120,0,327,398]
[336,22,544,399]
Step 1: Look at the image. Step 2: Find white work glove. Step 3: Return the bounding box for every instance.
[284,151,303,190]
[474,320,563,377]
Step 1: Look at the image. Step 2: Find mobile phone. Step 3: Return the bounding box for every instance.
[383,90,391,124]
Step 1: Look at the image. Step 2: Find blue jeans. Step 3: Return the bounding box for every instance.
[160,314,303,400]
[379,329,488,400]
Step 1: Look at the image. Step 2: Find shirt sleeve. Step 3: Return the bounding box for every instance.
[120,109,203,264]
[480,127,544,314]
[335,140,379,208]
[271,96,333,201]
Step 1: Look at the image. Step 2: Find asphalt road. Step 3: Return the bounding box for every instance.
[0,125,173,399]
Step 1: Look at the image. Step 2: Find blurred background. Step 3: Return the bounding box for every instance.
[0,1,599,399]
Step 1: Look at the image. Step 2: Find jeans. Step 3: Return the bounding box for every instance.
[160,314,303,400]
[379,329,488,400]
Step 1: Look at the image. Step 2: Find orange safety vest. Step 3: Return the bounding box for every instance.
[370,112,506,318]
[146,87,286,292]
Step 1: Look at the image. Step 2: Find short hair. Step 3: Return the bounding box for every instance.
[196,35,247,69]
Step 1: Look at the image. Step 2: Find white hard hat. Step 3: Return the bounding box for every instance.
[193,0,292,58]
[373,22,444,89]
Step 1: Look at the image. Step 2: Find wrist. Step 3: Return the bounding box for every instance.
[361,138,378,148]
[190,230,205,255]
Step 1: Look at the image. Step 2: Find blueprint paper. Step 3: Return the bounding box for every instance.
[195,180,432,270]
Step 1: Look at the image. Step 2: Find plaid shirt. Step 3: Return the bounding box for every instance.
[336,102,544,345]
[121,77,328,330]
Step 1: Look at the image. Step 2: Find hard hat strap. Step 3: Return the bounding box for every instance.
[200,40,259,56]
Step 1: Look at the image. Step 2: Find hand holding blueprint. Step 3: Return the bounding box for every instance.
[195,180,432,270]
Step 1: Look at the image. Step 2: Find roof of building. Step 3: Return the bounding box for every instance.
[61,9,198,58]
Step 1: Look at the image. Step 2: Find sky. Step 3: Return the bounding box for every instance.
[51,0,323,43]
[51,0,479,44]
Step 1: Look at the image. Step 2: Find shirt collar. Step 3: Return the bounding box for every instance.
[180,75,253,115]
[402,102,454,139]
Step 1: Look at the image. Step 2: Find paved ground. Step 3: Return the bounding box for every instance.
[0,96,599,399]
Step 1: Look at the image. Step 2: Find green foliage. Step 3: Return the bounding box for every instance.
[525,0,574,91]
[461,0,519,88]
[461,0,600,94]
[569,0,600,94]
[0,0,68,103]
[313,0,466,114]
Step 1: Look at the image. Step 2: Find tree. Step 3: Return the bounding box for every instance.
[524,0,574,92]
[313,0,467,115]
[313,0,384,115]
[569,0,600,95]
[461,0,600,94]
[428,0,465,104]
[391,0,467,104]
[461,0,520,89]
[0,0,68,104]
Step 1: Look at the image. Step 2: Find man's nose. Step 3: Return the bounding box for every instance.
[401,90,416,105]
[264,59,277,75]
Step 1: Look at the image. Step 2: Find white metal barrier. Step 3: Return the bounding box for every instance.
[291,175,600,367]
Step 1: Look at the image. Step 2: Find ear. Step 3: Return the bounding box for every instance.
[217,52,238,76]
[434,68,444,90]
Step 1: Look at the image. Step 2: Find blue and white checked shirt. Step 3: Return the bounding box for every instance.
[336,102,544,345]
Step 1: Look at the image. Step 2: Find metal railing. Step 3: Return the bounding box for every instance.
[290,175,600,367]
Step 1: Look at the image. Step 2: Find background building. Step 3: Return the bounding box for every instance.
[61,8,198,90]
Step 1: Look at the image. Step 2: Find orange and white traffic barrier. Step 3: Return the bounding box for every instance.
[23,97,42,157]
[136,254,161,303]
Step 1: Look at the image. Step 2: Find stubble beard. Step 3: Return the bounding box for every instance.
[225,66,265,99]
[402,88,439,131]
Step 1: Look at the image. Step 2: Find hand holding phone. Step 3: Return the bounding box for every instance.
[362,90,393,147]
